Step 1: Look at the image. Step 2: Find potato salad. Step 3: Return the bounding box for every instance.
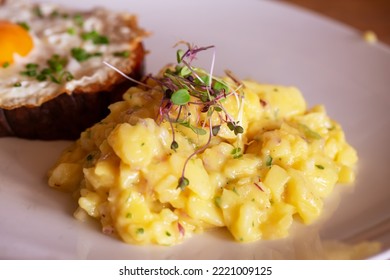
[48,44,357,246]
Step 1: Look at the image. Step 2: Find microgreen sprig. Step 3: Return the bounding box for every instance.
[103,42,246,190]
[156,42,245,189]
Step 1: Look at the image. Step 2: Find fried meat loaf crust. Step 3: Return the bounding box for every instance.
[0,44,145,140]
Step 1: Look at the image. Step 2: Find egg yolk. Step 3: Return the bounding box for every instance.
[0,21,34,65]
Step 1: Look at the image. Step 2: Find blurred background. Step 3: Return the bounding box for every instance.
[277,0,390,45]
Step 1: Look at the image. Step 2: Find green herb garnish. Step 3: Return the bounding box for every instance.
[73,14,84,26]
[2,62,10,68]
[136,228,144,234]
[315,164,325,170]
[13,82,22,87]
[67,27,76,35]
[231,147,243,159]
[81,30,109,45]
[113,50,130,58]
[265,155,273,167]
[171,89,190,105]
[20,55,73,84]
[104,42,246,190]
[71,47,102,62]
[33,6,43,18]
[17,22,30,31]
[299,123,322,140]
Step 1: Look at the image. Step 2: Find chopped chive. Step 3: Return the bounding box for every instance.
[73,14,84,26]
[136,228,144,234]
[67,27,76,35]
[231,147,242,159]
[113,50,130,58]
[33,6,43,18]
[71,47,102,62]
[17,22,30,31]
[81,30,109,45]
[265,155,273,167]
[315,164,325,170]
[13,82,22,87]
[2,62,10,68]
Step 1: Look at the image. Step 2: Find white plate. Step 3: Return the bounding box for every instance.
[1,0,390,259]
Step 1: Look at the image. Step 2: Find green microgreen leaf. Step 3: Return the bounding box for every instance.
[179,121,207,135]
[136,228,144,234]
[176,49,185,63]
[13,82,22,87]
[227,122,235,131]
[198,75,210,86]
[171,89,190,105]
[214,80,229,93]
[177,177,189,190]
[179,65,191,77]
[2,62,10,68]
[234,125,244,135]
[214,106,222,112]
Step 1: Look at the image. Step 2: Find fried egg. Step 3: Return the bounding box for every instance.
[0,0,146,109]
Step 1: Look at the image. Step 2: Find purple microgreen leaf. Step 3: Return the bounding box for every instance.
[177,177,189,190]
[212,125,221,136]
[170,141,179,151]
[234,125,244,135]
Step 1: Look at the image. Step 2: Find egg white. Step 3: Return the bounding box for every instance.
[0,0,144,108]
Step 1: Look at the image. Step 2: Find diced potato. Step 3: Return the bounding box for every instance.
[186,194,224,226]
[185,158,214,200]
[107,120,162,168]
[260,202,295,239]
[263,165,290,202]
[230,203,262,242]
[48,163,83,191]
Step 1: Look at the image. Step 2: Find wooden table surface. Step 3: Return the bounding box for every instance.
[277,0,390,46]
